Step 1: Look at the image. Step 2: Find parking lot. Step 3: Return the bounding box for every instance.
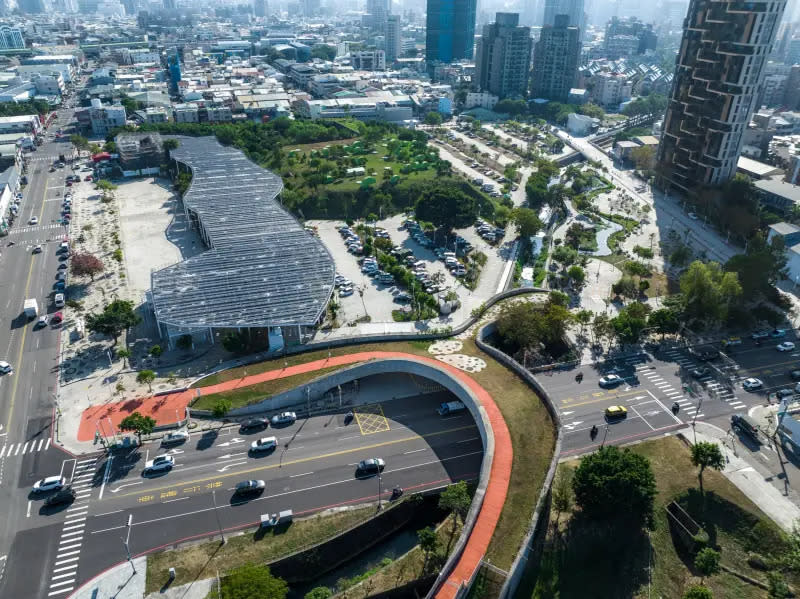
[309,214,514,327]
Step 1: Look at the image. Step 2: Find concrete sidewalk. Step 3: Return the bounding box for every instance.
[691,421,800,532]
[68,556,215,599]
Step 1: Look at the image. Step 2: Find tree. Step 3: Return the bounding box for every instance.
[611,275,639,300]
[612,301,650,344]
[567,265,586,286]
[116,348,131,367]
[70,252,104,281]
[221,564,288,599]
[417,527,440,574]
[414,187,477,232]
[690,441,726,494]
[163,138,179,151]
[304,588,333,599]
[96,179,118,203]
[572,446,657,527]
[86,299,141,345]
[212,398,232,420]
[512,207,543,238]
[683,586,713,599]
[119,411,156,444]
[136,369,156,392]
[496,294,573,353]
[150,345,163,359]
[439,480,470,524]
[592,312,614,345]
[680,261,742,327]
[70,134,90,156]
[310,44,337,61]
[694,548,721,582]
[649,308,680,338]
[424,111,443,126]
[767,571,791,599]
[630,145,656,171]
[725,232,787,297]
[575,309,593,338]
[552,467,573,520]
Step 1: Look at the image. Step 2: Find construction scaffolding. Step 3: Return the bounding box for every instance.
[150,136,335,337]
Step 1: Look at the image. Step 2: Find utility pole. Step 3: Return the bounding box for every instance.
[377,473,382,510]
[121,514,135,574]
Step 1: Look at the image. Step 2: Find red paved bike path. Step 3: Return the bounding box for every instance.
[77,351,513,596]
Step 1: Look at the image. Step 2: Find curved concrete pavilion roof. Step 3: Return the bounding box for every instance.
[151,136,335,329]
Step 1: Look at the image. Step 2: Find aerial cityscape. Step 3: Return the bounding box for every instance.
[0,0,798,597]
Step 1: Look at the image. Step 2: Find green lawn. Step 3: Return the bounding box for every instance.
[517,435,796,599]
[190,364,352,411]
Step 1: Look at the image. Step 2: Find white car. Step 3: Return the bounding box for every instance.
[250,436,277,452]
[687,212,698,220]
[32,245,42,254]
[271,412,297,426]
[742,378,763,391]
[29,216,38,225]
[35,315,48,328]
[33,475,65,493]
[777,342,796,352]
[599,374,624,388]
[339,286,354,297]
[0,361,12,373]
[143,454,174,474]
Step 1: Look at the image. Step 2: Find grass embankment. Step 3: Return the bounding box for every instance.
[337,516,463,598]
[517,435,796,599]
[190,364,350,411]
[145,507,375,594]
[191,338,555,571]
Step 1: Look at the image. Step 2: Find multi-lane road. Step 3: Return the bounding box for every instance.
[2,386,482,597]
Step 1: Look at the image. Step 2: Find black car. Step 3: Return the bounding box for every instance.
[44,487,75,506]
[239,418,269,432]
[790,370,800,381]
[777,388,795,400]
[691,367,710,379]
[234,479,265,495]
[692,347,720,361]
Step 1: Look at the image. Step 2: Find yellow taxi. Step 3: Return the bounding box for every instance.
[605,405,628,419]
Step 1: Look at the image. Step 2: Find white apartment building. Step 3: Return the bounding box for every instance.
[174,103,199,123]
[590,73,632,108]
[89,100,126,136]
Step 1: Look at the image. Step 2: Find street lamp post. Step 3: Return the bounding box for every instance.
[212,490,225,544]
[121,514,136,574]
[377,473,382,510]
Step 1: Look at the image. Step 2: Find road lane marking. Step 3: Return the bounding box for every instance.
[51,573,75,581]
[48,588,74,596]
[93,450,486,534]
[94,509,121,517]
[52,565,77,574]
[37,438,44,451]
[290,472,314,477]
[110,481,143,493]
[217,461,247,473]
[164,497,188,504]
[26,500,31,517]
[62,523,85,532]
[45,437,50,450]
[21,441,28,454]
[57,543,81,552]
[104,423,478,501]
[55,550,80,558]
[99,455,113,500]
[60,530,84,539]
[54,557,79,566]
[404,448,426,454]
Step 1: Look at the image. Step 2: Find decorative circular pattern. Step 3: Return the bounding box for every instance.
[428,339,463,355]
[435,354,487,373]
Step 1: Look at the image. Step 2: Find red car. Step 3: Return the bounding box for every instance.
[84,175,92,182]
[65,180,72,186]
[51,312,63,324]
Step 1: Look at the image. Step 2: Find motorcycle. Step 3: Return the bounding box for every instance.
[391,487,404,500]
[575,372,583,383]
[590,425,598,439]
[344,411,354,424]
[672,402,680,414]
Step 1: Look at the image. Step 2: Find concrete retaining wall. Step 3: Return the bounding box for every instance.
[475,321,563,599]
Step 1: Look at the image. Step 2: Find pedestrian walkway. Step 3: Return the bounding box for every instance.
[0,437,50,459]
[692,421,800,532]
[7,223,65,235]
[45,456,100,597]
[633,361,705,419]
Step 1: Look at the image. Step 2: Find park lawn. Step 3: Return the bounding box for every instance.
[516,435,792,599]
[144,507,375,594]
[190,364,352,411]
[190,337,556,572]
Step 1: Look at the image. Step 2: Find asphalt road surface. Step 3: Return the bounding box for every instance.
[4,392,482,598]
[543,346,766,456]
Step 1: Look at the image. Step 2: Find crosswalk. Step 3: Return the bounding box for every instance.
[0,437,51,459]
[7,224,66,235]
[46,457,99,597]
[662,348,747,413]
[634,362,704,419]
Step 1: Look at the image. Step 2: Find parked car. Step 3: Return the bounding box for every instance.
[778,342,796,352]
[777,388,795,399]
[271,412,297,426]
[690,367,709,379]
[32,245,42,254]
[771,329,788,338]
